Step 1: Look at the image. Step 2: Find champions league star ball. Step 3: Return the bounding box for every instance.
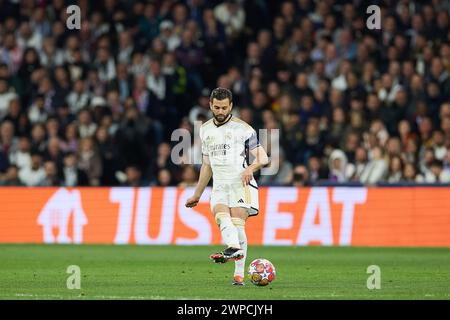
[248,258,276,286]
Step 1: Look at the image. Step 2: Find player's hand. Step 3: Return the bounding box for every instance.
[185,195,200,208]
[241,167,254,186]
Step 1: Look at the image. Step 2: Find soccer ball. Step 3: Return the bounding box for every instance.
[248,258,276,286]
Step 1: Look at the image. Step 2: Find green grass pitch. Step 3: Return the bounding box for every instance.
[0,245,449,299]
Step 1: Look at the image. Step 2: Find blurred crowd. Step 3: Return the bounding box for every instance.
[0,0,449,187]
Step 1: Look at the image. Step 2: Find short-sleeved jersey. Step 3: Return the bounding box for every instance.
[199,115,260,183]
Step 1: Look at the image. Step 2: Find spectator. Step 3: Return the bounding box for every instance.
[347,147,368,182]
[189,88,212,126]
[122,165,147,187]
[17,20,42,51]
[43,137,64,171]
[0,32,23,74]
[117,30,135,64]
[378,73,402,105]
[259,149,293,186]
[244,42,261,81]
[137,2,161,42]
[328,149,349,182]
[146,59,171,114]
[45,117,60,140]
[443,149,450,172]
[36,76,57,111]
[18,151,45,186]
[77,109,97,138]
[326,107,346,144]
[175,28,205,92]
[159,20,181,52]
[133,74,151,115]
[172,3,189,37]
[402,162,423,183]
[9,136,31,170]
[28,94,48,125]
[324,43,339,78]
[93,47,116,83]
[129,51,150,77]
[292,164,311,187]
[77,137,102,186]
[419,147,436,179]
[424,160,450,183]
[108,63,132,104]
[201,8,227,80]
[0,120,18,161]
[86,69,106,97]
[39,37,64,69]
[60,152,89,187]
[431,130,447,160]
[398,120,415,151]
[67,79,91,114]
[39,160,60,186]
[157,168,173,186]
[60,122,79,154]
[115,107,152,173]
[29,123,46,153]
[105,90,124,117]
[385,137,402,159]
[53,66,71,108]
[386,156,404,183]
[0,77,17,119]
[178,165,198,187]
[2,98,21,133]
[307,155,328,184]
[0,164,24,186]
[157,141,177,172]
[342,131,361,163]
[360,146,388,185]
[161,52,188,104]
[214,0,245,40]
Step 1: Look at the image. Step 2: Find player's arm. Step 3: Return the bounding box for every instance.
[242,145,269,186]
[194,155,213,197]
[185,154,212,208]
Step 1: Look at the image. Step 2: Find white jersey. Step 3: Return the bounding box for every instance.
[199,115,260,183]
[200,115,260,215]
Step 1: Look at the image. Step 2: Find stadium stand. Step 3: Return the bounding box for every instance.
[0,0,449,187]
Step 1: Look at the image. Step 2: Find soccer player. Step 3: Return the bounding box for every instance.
[185,87,269,286]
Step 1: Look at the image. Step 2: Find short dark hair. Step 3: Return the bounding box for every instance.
[210,87,232,103]
[431,159,443,168]
[8,164,19,170]
[64,151,76,158]
[30,150,43,157]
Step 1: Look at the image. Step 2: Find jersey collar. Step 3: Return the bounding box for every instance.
[213,114,232,127]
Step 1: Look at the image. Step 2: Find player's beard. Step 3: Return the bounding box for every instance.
[213,112,231,124]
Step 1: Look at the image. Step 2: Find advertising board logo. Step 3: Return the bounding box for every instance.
[37,188,88,244]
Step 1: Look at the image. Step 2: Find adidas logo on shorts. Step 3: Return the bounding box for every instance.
[238,199,244,203]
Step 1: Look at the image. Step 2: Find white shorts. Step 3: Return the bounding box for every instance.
[210,180,259,216]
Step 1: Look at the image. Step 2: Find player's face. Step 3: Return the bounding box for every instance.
[210,98,232,123]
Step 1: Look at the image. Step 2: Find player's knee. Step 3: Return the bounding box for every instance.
[215,212,231,225]
[231,217,245,228]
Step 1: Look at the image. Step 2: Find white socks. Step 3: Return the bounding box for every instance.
[232,218,247,278]
[214,213,248,278]
[215,212,240,249]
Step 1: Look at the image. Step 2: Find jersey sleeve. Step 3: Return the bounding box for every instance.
[245,127,260,150]
[199,125,208,156]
